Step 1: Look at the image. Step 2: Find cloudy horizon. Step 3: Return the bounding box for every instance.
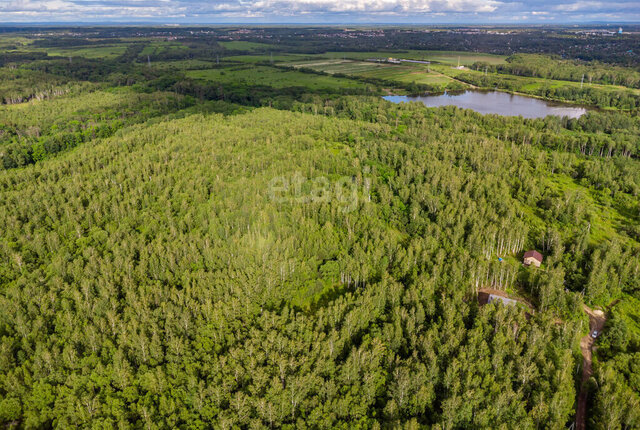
[0,0,638,24]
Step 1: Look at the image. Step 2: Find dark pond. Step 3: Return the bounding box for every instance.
[383,90,589,119]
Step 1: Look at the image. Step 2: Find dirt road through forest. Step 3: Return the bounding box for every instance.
[575,305,606,430]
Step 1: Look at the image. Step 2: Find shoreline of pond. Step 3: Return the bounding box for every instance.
[383,90,591,119]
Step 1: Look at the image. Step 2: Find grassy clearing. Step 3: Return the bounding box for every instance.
[225,54,310,63]
[289,59,390,74]
[357,66,451,85]
[151,59,218,70]
[210,50,503,90]
[140,41,188,56]
[614,295,640,335]
[318,50,507,65]
[37,45,129,59]
[288,59,453,86]
[0,36,33,48]
[422,51,506,66]
[218,41,276,51]
[547,174,625,245]
[186,65,370,90]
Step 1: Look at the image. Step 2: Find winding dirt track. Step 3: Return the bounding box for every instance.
[575,305,606,430]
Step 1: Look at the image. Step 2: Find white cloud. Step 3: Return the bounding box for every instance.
[248,0,501,13]
[0,0,187,18]
[553,1,639,12]
[0,0,502,20]
[553,1,604,12]
[0,0,637,21]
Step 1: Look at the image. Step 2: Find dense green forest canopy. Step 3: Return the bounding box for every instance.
[0,27,639,429]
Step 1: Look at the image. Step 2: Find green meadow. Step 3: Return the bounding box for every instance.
[318,50,507,65]
[218,40,277,51]
[40,45,129,59]
[140,41,189,56]
[186,65,370,90]
[287,59,453,86]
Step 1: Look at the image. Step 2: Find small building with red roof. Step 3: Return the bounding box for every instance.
[523,250,543,267]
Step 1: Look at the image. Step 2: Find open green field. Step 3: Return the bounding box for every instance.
[152,59,219,70]
[225,50,504,67]
[421,50,506,66]
[0,36,33,48]
[287,59,453,86]
[318,50,507,66]
[224,53,311,63]
[186,65,370,90]
[277,51,505,88]
[140,41,188,56]
[162,51,497,89]
[37,44,129,59]
[218,41,276,51]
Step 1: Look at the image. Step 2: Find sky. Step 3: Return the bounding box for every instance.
[0,0,638,24]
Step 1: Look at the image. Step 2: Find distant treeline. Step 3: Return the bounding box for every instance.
[474,54,640,89]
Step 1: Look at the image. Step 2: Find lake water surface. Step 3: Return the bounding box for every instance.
[383,90,588,119]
